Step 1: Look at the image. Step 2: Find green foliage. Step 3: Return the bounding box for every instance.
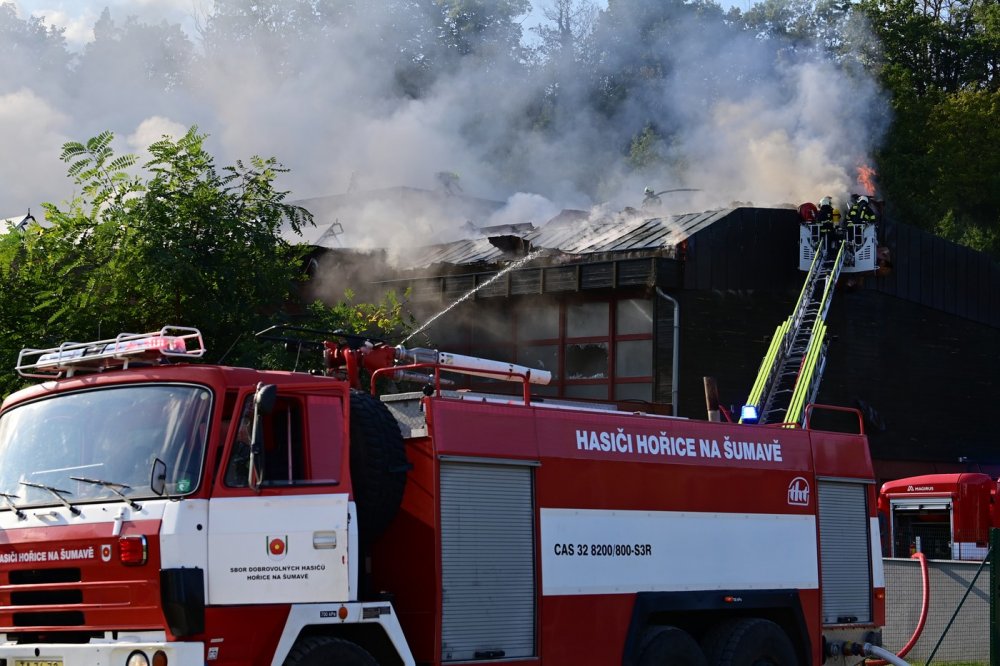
[858,0,999,254]
[437,0,531,62]
[0,1,70,91]
[628,124,664,169]
[0,128,320,396]
[0,126,419,397]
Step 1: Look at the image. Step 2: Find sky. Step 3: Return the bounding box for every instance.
[3,0,887,255]
[13,0,207,48]
[13,0,572,51]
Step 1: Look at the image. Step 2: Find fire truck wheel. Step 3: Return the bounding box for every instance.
[350,390,408,544]
[638,626,707,666]
[701,618,797,666]
[283,636,378,665]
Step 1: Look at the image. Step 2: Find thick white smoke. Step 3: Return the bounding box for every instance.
[3,0,887,255]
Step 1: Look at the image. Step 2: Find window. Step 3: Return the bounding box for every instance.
[224,392,345,489]
[566,302,608,337]
[0,384,210,506]
[516,305,559,340]
[414,295,657,406]
[616,340,653,377]
[617,299,653,335]
[565,342,609,379]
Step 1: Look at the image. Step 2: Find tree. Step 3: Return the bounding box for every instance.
[534,0,597,64]
[859,0,999,250]
[200,0,444,98]
[925,89,1000,253]
[0,129,309,391]
[73,8,193,95]
[0,2,71,97]
[435,0,531,67]
[0,128,418,395]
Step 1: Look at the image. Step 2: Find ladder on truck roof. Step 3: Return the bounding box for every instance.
[741,240,846,426]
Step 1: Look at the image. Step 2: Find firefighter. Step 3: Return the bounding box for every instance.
[844,195,875,249]
[436,171,462,196]
[847,195,877,226]
[816,196,834,223]
[816,196,837,251]
[643,187,662,208]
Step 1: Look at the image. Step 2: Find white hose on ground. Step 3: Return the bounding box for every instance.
[864,643,911,666]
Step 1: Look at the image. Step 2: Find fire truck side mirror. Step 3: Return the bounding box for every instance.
[150,458,167,496]
[248,384,277,492]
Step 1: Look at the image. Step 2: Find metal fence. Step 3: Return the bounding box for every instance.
[882,555,991,665]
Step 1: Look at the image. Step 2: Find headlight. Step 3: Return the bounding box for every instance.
[126,650,150,666]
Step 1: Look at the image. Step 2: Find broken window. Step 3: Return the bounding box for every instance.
[565,342,608,379]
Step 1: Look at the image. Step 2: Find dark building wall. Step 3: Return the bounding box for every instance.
[672,288,801,420]
[875,220,1000,328]
[682,208,802,292]
[821,288,1000,468]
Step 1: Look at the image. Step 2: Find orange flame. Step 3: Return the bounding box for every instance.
[857,165,877,196]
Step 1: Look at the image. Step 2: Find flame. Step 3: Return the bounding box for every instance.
[856,165,877,196]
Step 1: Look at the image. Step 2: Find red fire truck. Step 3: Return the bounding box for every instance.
[0,326,885,665]
[879,473,998,561]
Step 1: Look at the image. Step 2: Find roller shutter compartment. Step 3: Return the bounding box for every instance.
[818,480,872,624]
[440,461,536,661]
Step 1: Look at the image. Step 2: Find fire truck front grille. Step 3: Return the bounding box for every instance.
[8,631,102,645]
[13,611,85,627]
[5,568,89,631]
[9,568,81,585]
[1,563,163,636]
[11,589,84,606]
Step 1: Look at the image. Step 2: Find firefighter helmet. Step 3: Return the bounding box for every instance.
[820,196,832,208]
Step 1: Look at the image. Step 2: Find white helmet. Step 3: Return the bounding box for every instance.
[819,196,832,207]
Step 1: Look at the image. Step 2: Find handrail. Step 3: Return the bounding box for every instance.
[802,403,866,434]
[784,241,846,425]
[742,240,839,424]
[16,326,206,378]
[742,320,789,420]
[784,322,827,426]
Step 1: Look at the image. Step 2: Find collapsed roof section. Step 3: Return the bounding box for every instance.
[292,186,505,248]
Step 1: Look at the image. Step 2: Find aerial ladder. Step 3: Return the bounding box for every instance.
[740,209,880,426]
[741,239,846,426]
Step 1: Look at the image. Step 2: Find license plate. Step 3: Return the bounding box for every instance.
[15,660,62,666]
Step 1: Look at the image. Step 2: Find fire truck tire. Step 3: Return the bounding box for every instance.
[349,390,408,544]
[701,618,797,666]
[283,636,378,665]
[638,626,707,666]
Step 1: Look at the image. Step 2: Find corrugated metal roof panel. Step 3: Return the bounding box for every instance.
[399,209,734,269]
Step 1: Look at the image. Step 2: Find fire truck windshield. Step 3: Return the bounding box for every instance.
[0,384,211,509]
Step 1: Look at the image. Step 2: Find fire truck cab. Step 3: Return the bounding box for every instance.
[879,473,997,561]
[0,326,885,666]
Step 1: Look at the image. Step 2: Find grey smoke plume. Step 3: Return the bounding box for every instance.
[2,1,887,253]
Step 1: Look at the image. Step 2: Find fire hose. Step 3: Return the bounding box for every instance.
[865,552,929,666]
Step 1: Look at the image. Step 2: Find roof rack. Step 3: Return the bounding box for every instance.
[16,326,206,378]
